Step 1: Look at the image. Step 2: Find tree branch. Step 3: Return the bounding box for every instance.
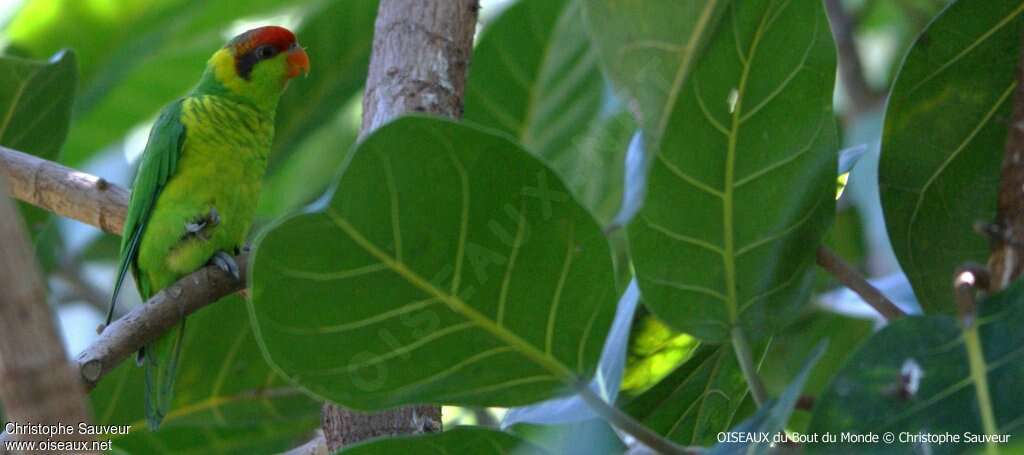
[824,0,884,115]
[816,246,906,320]
[0,144,249,391]
[322,0,480,450]
[0,176,95,451]
[360,0,480,137]
[953,264,989,326]
[0,145,128,235]
[76,254,246,390]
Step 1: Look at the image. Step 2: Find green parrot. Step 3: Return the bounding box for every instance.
[107,25,310,429]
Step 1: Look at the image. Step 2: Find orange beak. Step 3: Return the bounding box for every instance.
[286,47,310,78]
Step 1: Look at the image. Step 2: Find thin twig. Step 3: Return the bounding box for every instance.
[731,326,768,407]
[953,264,989,327]
[577,382,698,455]
[75,254,247,390]
[56,259,120,317]
[816,246,906,320]
[0,145,128,235]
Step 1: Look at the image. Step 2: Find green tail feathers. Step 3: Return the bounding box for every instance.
[144,320,187,430]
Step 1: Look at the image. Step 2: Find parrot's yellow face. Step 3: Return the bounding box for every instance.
[204,25,310,109]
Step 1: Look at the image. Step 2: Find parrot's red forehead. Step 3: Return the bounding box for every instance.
[228,26,297,54]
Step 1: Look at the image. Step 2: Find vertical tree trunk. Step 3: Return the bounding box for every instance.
[321,0,480,450]
[989,32,1024,290]
[0,178,94,453]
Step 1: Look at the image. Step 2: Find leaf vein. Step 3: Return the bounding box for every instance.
[546,224,576,355]
[656,152,725,199]
[265,297,442,335]
[641,215,725,256]
[645,276,728,302]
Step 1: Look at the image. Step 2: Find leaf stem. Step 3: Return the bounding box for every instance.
[731,326,768,407]
[576,382,699,455]
[816,246,906,320]
[964,325,1000,455]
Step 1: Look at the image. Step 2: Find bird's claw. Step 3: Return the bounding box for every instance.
[185,207,220,241]
[211,251,240,280]
[185,221,205,236]
[208,207,221,227]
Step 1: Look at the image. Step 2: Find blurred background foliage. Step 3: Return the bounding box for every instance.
[0,0,951,452]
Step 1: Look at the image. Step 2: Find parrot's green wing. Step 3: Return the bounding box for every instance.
[107,99,186,431]
[109,100,186,318]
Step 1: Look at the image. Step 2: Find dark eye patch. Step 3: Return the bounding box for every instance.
[256,45,277,59]
[235,45,280,80]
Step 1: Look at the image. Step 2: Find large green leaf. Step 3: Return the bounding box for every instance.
[269,0,376,169]
[101,419,318,454]
[710,342,825,455]
[339,427,547,454]
[465,0,623,223]
[807,280,1024,454]
[627,0,838,341]
[91,295,320,452]
[0,50,76,160]
[879,0,1024,314]
[249,117,617,410]
[620,342,766,446]
[4,0,316,164]
[466,0,598,155]
[582,0,729,145]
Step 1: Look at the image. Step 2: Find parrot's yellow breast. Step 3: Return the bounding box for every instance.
[135,95,274,296]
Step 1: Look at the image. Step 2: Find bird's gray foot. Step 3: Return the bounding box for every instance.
[185,207,220,241]
[211,251,240,280]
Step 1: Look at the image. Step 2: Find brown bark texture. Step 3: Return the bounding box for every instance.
[360,0,479,136]
[0,178,94,453]
[76,255,246,391]
[322,0,480,450]
[0,153,246,392]
[0,146,128,236]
